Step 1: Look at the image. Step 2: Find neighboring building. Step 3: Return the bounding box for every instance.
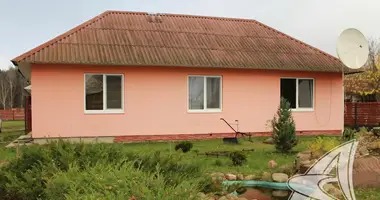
[12,11,353,142]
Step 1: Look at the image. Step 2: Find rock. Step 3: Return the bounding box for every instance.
[236,174,244,180]
[278,164,295,176]
[299,162,312,174]
[211,172,225,178]
[272,173,289,182]
[219,196,228,200]
[197,192,207,198]
[225,194,237,200]
[261,172,272,181]
[268,160,277,168]
[225,173,237,180]
[243,174,256,180]
[297,151,312,162]
[211,172,226,181]
[263,137,274,144]
[359,146,369,157]
[272,190,289,197]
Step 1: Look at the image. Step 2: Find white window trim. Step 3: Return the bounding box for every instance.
[280,77,315,112]
[84,73,125,114]
[187,75,223,113]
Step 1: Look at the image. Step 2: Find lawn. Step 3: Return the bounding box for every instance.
[0,121,380,199]
[0,120,25,160]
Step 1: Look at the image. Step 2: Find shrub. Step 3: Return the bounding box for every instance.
[308,137,341,157]
[270,97,298,153]
[174,141,193,153]
[373,127,380,137]
[0,141,204,200]
[342,128,356,141]
[229,151,247,166]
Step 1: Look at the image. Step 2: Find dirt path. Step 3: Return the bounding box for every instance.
[353,156,380,188]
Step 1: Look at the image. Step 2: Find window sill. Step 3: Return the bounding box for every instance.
[84,110,124,114]
[187,109,222,113]
[291,108,314,112]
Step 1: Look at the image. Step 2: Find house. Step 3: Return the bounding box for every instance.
[12,10,354,143]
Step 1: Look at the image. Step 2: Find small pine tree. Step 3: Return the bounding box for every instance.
[271,97,298,153]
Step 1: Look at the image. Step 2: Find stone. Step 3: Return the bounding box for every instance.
[297,151,312,162]
[197,192,207,198]
[211,172,225,178]
[236,174,244,180]
[272,173,289,182]
[225,194,237,200]
[261,172,272,181]
[243,174,256,180]
[263,137,274,144]
[219,196,228,200]
[359,146,369,156]
[272,190,289,197]
[225,173,237,180]
[278,164,295,176]
[268,160,277,168]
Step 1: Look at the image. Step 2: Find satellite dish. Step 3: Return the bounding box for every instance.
[336,28,369,69]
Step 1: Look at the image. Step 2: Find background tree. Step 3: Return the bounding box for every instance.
[344,37,380,101]
[0,66,27,109]
[0,70,10,109]
[7,67,17,108]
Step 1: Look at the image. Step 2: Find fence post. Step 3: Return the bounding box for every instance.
[354,102,358,130]
[12,109,14,121]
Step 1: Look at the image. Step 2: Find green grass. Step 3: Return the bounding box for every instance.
[356,188,380,200]
[123,136,320,175]
[0,120,24,158]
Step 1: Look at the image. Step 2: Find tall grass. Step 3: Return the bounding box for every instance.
[0,140,210,200]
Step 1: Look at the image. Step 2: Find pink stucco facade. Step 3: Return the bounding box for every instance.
[30,64,343,138]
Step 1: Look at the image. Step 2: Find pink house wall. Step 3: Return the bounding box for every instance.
[31,64,343,138]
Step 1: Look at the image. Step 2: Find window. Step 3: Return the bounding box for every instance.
[188,75,222,112]
[280,78,314,110]
[85,74,124,113]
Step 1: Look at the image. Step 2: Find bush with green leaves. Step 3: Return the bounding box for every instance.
[0,140,206,200]
[342,127,356,141]
[270,97,298,153]
[174,141,193,153]
[229,151,247,166]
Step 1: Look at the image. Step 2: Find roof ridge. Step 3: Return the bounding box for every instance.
[103,10,342,63]
[11,11,110,63]
[106,10,261,22]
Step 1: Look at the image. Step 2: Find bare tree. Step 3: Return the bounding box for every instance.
[7,67,17,108]
[0,71,9,109]
[365,37,380,71]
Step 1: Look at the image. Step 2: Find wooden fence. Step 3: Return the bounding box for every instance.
[0,108,25,120]
[345,102,380,128]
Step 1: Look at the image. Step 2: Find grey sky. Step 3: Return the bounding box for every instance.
[0,0,379,70]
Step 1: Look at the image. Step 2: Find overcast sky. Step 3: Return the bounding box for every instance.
[0,0,379,70]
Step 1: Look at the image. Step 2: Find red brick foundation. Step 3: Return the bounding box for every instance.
[114,130,342,143]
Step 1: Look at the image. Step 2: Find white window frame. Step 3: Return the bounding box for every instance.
[280,77,315,112]
[187,75,223,113]
[84,73,124,114]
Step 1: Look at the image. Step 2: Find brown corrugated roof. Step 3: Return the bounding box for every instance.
[12,10,354,73]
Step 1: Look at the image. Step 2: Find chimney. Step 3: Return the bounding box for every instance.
[147,13,162,23]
